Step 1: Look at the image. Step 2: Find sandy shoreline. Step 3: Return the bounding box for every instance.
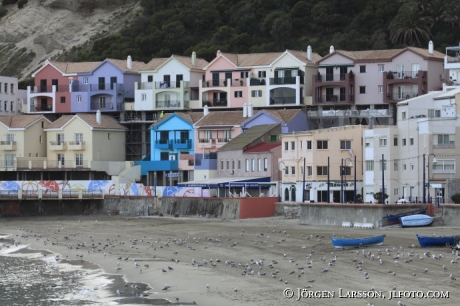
[1,214,460,305]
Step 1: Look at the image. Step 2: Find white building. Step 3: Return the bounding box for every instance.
[0,76,23,115]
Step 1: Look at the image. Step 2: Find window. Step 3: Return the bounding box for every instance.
[252,159,255,172]
[291,166,295,175]
[75,133,83,144]
[76,153,83,166]
[284,142,288,151]
[271,135,277,142]
[379,160,387,171]
[234,91,242,98]
[340,140,351,150]
[378,65,385,72]
[410,137,414,145]
[6,134,14,143]
[4,101,6,111]
[284,167,288,175]
[258,71,266,78]
[99,97,106,109]
[291,141,295,150]
[341,166,351,176]
[403,163,407,170]
[379,138,387,147]
[394,159,399,171]
[98,77,105,90]
[264,158,268,171]
[299,140,303,150]
[4,83,7,93]
[359,86,366,94]
[57,133,64,145]
[366,161,374,171]
[39,135,42,143]
[402,111,406,119]
[160,152,169,160]
[394,135,398,146]
[0,82,2,92]
[141,94,146,101]
[240,71,248,78]
[360,65,366,73]
[402,138,406,146]
[226,160,229,169]
[10,101,13,111]
[436,135,454,146]
[0,100,2,110]
[394,188,399,196]
[57,153,65,166]
[307,140,312,150]
[410,163,414,170]
[147,75,153,82]
[258,159,261,171]
[10,84,14,94]
[83,78,88,84]
[238,159,241,169]
[433,159,455,172]
[307,166,312,176]
[221,160,224,170]
[245,159,249,172]
[5,153,15,167]
[428,109,441,118]
[60,96,66,103]
[378,85,383,93]
[251,90,262,97]
[317,166,328,176]
[317,140,328,150]
[77,96,82,103]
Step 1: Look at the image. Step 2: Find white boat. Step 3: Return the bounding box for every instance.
[400,214,433,227]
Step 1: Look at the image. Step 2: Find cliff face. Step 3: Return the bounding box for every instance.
[0,0,141,79]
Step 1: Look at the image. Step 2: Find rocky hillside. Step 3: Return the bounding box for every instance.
[0,0,141,79]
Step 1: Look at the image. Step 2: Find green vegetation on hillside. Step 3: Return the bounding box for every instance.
[70,0,460,63]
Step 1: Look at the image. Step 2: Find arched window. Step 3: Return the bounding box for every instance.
[291,186,296,202]
[284,188,289,201]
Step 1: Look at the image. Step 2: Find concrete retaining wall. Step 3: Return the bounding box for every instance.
[439,204,460,226]
[103,196,154,215]
[299,203,430,228]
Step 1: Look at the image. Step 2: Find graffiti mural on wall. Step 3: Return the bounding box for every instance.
[0,180,202,197]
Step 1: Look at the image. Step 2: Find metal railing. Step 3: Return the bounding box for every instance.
[269,76,302,85]
[0,140,16,145]
[69,141,85,145]
[49,141,66,146]
[89,83,124,91]
[386,71,424,79]
[30,104,53,112]
[269,96,296,105]
[386,92,418,101]
[315,95,354,103]
[156,100,182,108]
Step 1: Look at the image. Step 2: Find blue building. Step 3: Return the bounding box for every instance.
[136,112,203,186]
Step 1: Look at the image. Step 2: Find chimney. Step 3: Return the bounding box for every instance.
[192,51,196,66]
[127,55,132,69]
[203,105,209,116]
[248,103,253,117]
[216,50,222,57]
[428,41,434,54]
[96,109,102,124]
[243,103,247,117]
[307,45,312,61]
[329,45,335,54]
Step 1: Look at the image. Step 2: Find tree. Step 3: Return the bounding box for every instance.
[373,192,388,204]
[451,193,460,204]
[389,4,431,46]
[270,18,292,50]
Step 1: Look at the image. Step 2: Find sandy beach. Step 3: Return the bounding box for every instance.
[1,214,459,306]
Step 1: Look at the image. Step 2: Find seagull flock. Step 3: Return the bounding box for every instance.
[10,221,460,305]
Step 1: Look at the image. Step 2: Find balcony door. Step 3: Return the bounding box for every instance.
[98,77,105,90]
[325,67,333,81]
[159,131,169,144]
[397,85,405,100]
[212,73,219,86]
[340,67,347,80]
[40,98,47,111]
[397,64,404,79]
[180,131,189,144]
[411,64,419,78]
[57,133,64,145]
[40,79,47,92]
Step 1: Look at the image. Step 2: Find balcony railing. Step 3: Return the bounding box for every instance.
[217,138,230,143]
[202,99,227,107]
[137,82,154,90]
[29,85,70,93]
[315,95,354,103]
[198,138,215,144]
[156,100,182,108]
[90,102,121,111]
[49,141,67,151]
[30,104,53,112]
[269,76,302,85]
[386,71,424,80]
[68,141,86,151]
[0,140,17,150]
[155,139,171,149]
[155,81,188,89]
[386,92,418,101]
[270,96,296,105]
[45,160,90,168]
[249,78,267,86]
[173,139,191,149]
[203,79,227,87]
[88,83,124,91]
[433,143,455,149]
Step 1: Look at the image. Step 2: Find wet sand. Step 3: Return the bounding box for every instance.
[1,214,459,305]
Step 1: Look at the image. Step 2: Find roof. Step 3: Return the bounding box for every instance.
[0,115,48,129]
[218,124,280,152]
[172,55,209,69]
[45,114,126,130]
[49,61,101,74]
[151,112,205,128]
[195,110,259,127]
[140,58,170,71]
[319,46,445,63]
[243,142,281,153]
[260,109,303,123]
[106,58,146,73]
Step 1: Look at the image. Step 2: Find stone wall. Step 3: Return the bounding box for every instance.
[160,197,240,219]
[445,179,460,204]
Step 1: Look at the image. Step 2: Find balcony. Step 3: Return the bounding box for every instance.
[155,139,171,149]
[156,100,182,108]
[217,138,230,144]
[179,153,194,170]
[0,140,17,151]
[173,139,192,149]
[198,138,216,148]
[203,79,227,87]
[90,101,121,111]
[194,152,217,170]
[202,99,227,107]
[68,141,86,151]
[49,141,67,151]
[433,143,455,149]
[269,76,303,85]
[385,92,418,102]
[137,82,154,90]
[249,78,266,86]
[314,95,354,104]
[385,70,425,80]
[46,160,90,169]
[155,81,189,89]
[30,104,53,112]
[29,84,69,94]
[269,96,296,105]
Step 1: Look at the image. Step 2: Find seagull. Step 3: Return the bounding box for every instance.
[424,268,428,273]
[398,301,405,306]
[117,289,124,294]
[206,284,210,290]
[450,274,456,280]
[162,284,171,290]
[175,297,179,303]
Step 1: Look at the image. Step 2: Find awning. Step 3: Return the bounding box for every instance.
[318,64,354,68]
[446,46,460,52]
[275,66,299,70]
[197,125,233,130]
[178,176,271,188]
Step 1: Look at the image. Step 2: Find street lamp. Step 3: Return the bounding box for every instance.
[427,153,437,204]
[343,158,353,203]
[278,161,286,202]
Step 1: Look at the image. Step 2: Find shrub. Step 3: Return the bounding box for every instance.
[0,6,6,18]
[373,192,388,203]
[451,193,460,204]
[17,0,27,9]
[2,0,17,6]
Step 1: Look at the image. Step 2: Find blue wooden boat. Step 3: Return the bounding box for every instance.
[330,235,386,249]
[386,208,428,225]
[400,214,433,227]
[416,234,455,247]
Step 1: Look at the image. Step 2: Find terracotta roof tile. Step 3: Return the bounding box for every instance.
[140,58,170,71]
[45,115,74,129]
[218,124,280,151]
[172,55,209,69]
[195,110,261,126]
[287,49,323,64]
[218,50,322,67]
[50,61,101,74]
[46,114,126,130]
[262,109,303,123]
[330,47,445,61]
[0,115,46,128]
[243,142,281,153]
[107,58,146,73]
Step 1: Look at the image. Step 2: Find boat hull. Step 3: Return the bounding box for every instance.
[386,208,427,224]
[416,234,455,247]
[330,235,386,249]
[400,214,433,228]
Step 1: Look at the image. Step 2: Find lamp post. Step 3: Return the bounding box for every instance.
[278,161,286,202]
[344,158,353,203]
[427,153,437,204]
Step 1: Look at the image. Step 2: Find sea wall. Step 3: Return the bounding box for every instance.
[299,203,430,228]
[439,204,460,226]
